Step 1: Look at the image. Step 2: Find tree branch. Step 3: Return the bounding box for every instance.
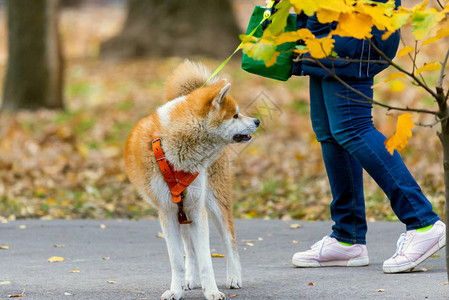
[436,0,445,9]
[335,92,439,115]
[294,56,389,65]
[415,114,449,128]
[365,38,439,99]
[438,47,449,90]
[310,57,439,115]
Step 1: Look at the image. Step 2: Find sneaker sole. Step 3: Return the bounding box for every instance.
[292,256,369,268]
[383,234,446,274]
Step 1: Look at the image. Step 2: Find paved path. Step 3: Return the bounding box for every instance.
[0,220,447,299]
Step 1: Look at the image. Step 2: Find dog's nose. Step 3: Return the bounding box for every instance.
[254,119,260,127]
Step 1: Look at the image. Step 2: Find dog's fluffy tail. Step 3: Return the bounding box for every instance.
[165,60,219,101]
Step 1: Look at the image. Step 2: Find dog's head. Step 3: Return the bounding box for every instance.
[191,80,260,144]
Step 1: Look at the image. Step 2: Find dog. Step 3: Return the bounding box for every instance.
[124,60,260,300]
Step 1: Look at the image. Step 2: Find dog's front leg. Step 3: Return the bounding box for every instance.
[181,225,200,290]
[159,212,185,300]
[189,208,225,300]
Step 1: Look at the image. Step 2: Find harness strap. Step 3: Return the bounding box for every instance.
[152,136,199,224]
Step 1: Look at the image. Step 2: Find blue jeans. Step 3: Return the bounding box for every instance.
[309,76,440,245]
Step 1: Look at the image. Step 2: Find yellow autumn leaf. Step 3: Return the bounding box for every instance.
[411,9,445,40]
[290,0,319,16]
[48,256,64,262]
[397,46,414,58]
[334,13,373,39]
[360,3,392,31]
[0,245,9,250]
[265,51,280,67]
[275,29,314,46]
[422,26,449,46]
[385,113,415,155]
[415,62,442,75]
[317,8,340,24]
[385,72,407,82]
[382,31,394,40]
[70,269,80,273]
[306,36,334,59]
[211,253,225,258]
[389,80,405,92]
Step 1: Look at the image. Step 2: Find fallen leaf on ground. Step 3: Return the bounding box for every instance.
[0,281,11,285]
[0,245,9,250]
[230,295,238,298]
[243,242,254,247]
[241,239,255,242]
[430,254,440,257]
[8,287,26,298]
[290,223,302,229]
[18,225,26,229]
[377,289,385,292]
[258,237,263,241]
[48,256,64,262]
[211,253,225,258]
[102,257,110,260]
[70,269,80,273]
[292,240,299,244]
[100,224,106,229]
[106,280,116,284]
[53,244,65,248]
[156,232,164,238]
[308,282,315,286]
[64,292,73,296]
[440,282,449,285]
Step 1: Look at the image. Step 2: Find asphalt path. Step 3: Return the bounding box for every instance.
[0,219,447,299]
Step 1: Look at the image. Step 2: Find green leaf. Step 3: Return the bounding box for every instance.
[412,9,445,40]
[267,0,292,36]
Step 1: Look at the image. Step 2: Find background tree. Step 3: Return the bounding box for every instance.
[2,0,64,111]
[241,0,449,277]
[100,0,241,60]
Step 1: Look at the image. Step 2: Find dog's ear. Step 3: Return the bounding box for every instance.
[212,81,231,108]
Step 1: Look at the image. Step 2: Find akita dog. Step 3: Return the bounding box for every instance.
[124,60,260,300]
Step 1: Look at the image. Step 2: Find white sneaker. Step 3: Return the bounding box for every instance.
[292,236,369,267]
[383,220,446,273]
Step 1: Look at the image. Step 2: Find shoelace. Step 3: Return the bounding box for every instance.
[311,236,330,260]
[393,233,408,258]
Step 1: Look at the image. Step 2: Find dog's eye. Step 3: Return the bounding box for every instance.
[233,114,239,119]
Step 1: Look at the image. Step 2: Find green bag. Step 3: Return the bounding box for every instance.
[241,6,297,81]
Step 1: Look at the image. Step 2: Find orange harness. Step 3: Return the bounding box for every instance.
[152,136,199,224]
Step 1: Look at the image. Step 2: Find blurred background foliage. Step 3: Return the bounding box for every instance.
[0,0,445,221]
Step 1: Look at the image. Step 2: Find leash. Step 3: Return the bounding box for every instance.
[201,0,279,87]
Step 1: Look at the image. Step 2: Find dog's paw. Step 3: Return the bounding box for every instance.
[203,289,225,300]
[226,274,242,289]
[161,289,183,300]
[185,279,200,290]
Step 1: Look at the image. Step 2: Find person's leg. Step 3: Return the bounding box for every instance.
[292,77,370,268]
[321,78,440,229]
[309,77,367,244]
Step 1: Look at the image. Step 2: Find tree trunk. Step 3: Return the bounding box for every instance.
[439,129,449,280]
[2,0,64,111]
[437,88,449,280]
[100,0,241,60]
